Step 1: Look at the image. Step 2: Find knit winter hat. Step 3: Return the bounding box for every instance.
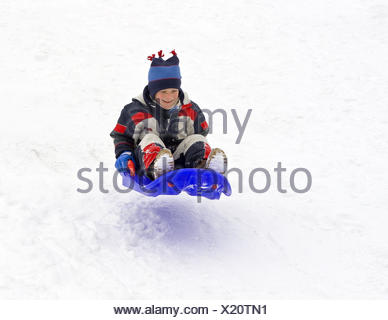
[147,50,182,98]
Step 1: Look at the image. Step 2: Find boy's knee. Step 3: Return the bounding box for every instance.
[184,140,211,168]
[139,133,164,149]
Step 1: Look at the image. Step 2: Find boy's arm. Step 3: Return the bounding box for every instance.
[110,107,136,159]
[190,102,209,136]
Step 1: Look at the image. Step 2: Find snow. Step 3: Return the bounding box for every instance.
[1,0,388,298]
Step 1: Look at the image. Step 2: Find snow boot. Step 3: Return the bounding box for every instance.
[204,148,228,174]
[147,148,175,180]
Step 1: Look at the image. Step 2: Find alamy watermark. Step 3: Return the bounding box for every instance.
[77,161,312,194]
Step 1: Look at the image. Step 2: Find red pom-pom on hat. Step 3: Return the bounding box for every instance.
[147,53,155,61]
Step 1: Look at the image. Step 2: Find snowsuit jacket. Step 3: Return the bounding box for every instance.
[110,86,209,159]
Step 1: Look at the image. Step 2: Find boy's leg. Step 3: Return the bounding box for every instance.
[173,134,228,174]
[173,134,211,168]
[135,133,174,179]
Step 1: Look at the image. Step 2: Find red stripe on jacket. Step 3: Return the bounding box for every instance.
[179,104,197,121]
[204,143,212,159]
[113,123,127,134]
[132,112,153,125]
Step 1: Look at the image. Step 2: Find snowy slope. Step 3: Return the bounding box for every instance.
[1,0,388,298]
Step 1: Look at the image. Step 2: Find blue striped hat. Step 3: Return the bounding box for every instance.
[147,50,181,98]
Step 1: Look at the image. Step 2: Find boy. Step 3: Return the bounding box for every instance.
[110,50,227,180]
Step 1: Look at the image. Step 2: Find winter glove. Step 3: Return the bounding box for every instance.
[115,151,136,176]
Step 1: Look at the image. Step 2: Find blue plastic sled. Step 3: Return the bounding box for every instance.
[119,168,232,200]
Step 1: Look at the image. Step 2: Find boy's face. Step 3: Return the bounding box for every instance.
[154,88,179,110]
